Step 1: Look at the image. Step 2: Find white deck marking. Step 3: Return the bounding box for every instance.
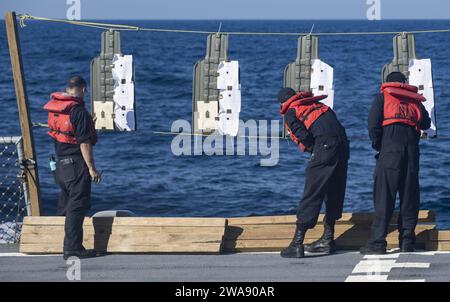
[412,251,450,256]
[352,260,429,274]
[345,275,425,282]
[346,252,432,282]
[345,275,389,282]
[364,254,400,259]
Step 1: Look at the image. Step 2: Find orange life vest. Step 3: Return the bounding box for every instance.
[280,91,329,152]
[43,92,97,145]
[381,83,426,132]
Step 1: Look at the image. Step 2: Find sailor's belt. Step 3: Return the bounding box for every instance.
[58,158,74,165]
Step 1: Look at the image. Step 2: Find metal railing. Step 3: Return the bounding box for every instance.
[0,136,30,244]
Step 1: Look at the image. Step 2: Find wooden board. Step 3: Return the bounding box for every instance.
[23,216,226,227]
[20,243,224,254]
[224,213,436,252]
[224,238,425,252]
[428,230,450,241]
[225,224,434,241]
[425,230,450,251]
[20,216,227,254]
[226,210,435,226]
[426,241,450,251]
[19,212,444,254]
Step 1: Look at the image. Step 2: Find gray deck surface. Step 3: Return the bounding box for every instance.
[1,244,449,282]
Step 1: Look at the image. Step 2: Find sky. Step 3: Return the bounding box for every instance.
[0,0,449,20]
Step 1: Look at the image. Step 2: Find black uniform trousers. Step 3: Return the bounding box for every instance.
[55,155,91,252]
[297,136,349,229]
[369,143,420,248]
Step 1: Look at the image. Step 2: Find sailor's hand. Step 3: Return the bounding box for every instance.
[89,167,102,184]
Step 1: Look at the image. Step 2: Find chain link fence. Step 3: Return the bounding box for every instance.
[0,136,30,244]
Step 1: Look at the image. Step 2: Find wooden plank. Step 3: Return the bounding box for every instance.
[428,230,450,241]
[223,225,435,252]
[227,210,434,226]
[225,237,429,252]
[20,216,227,254]
[5,12,41,216]
[24,211,434,227]
[223,237,424,252]
[104,243,222,253]
[22,216,66,225]
[347,210,434,224]
[227,225,434,245]
[23,216,226,227]
[21,229,225,244]
[426,241,450,252]
[425,230,450,251]
[437,242,450,251]
[225,224,435,241]
[21,225,225,236]
[20,215,439,254]
[20,243,223,254]
[21,233,224,246]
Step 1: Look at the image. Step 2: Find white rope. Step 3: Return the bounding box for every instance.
[32,124,443,140]
[17,14,450,36]
[152,131,287,140]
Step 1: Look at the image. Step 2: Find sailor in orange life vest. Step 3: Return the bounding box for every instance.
[360,72,431,255]
[43,76,101,260]
[278,88,350,258]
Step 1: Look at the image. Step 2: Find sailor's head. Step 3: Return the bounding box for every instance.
[66,75,87,98]
[386,72,407,84]
[277,87,297,104]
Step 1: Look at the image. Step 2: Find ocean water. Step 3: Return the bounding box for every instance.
[0,20,449,228]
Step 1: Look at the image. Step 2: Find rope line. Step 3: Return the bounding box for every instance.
[18,14,139,31]
[152,131,287,140]
[17,14,450,36]
[150,131,444,141]
[32,124,443,141]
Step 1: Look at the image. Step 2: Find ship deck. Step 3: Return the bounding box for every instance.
[1,244,450,282]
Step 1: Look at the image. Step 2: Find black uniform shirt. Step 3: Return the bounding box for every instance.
[368,93,431,151]
[54,106,96,157]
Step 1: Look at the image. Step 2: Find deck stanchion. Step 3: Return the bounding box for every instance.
[5,11,41,216]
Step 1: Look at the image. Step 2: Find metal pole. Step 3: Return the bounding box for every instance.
[15,138,32,216]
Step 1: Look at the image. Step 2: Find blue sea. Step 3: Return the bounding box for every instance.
[0,20,449,228]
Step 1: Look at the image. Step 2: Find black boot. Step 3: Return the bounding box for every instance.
[400,242,415,253]
[63,249,98,260]
[360,244,386,255]
[399,232,415,253]
[280,226,306,258]
[304,219,336,255]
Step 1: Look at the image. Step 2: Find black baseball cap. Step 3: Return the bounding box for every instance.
[277,87,297,103]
